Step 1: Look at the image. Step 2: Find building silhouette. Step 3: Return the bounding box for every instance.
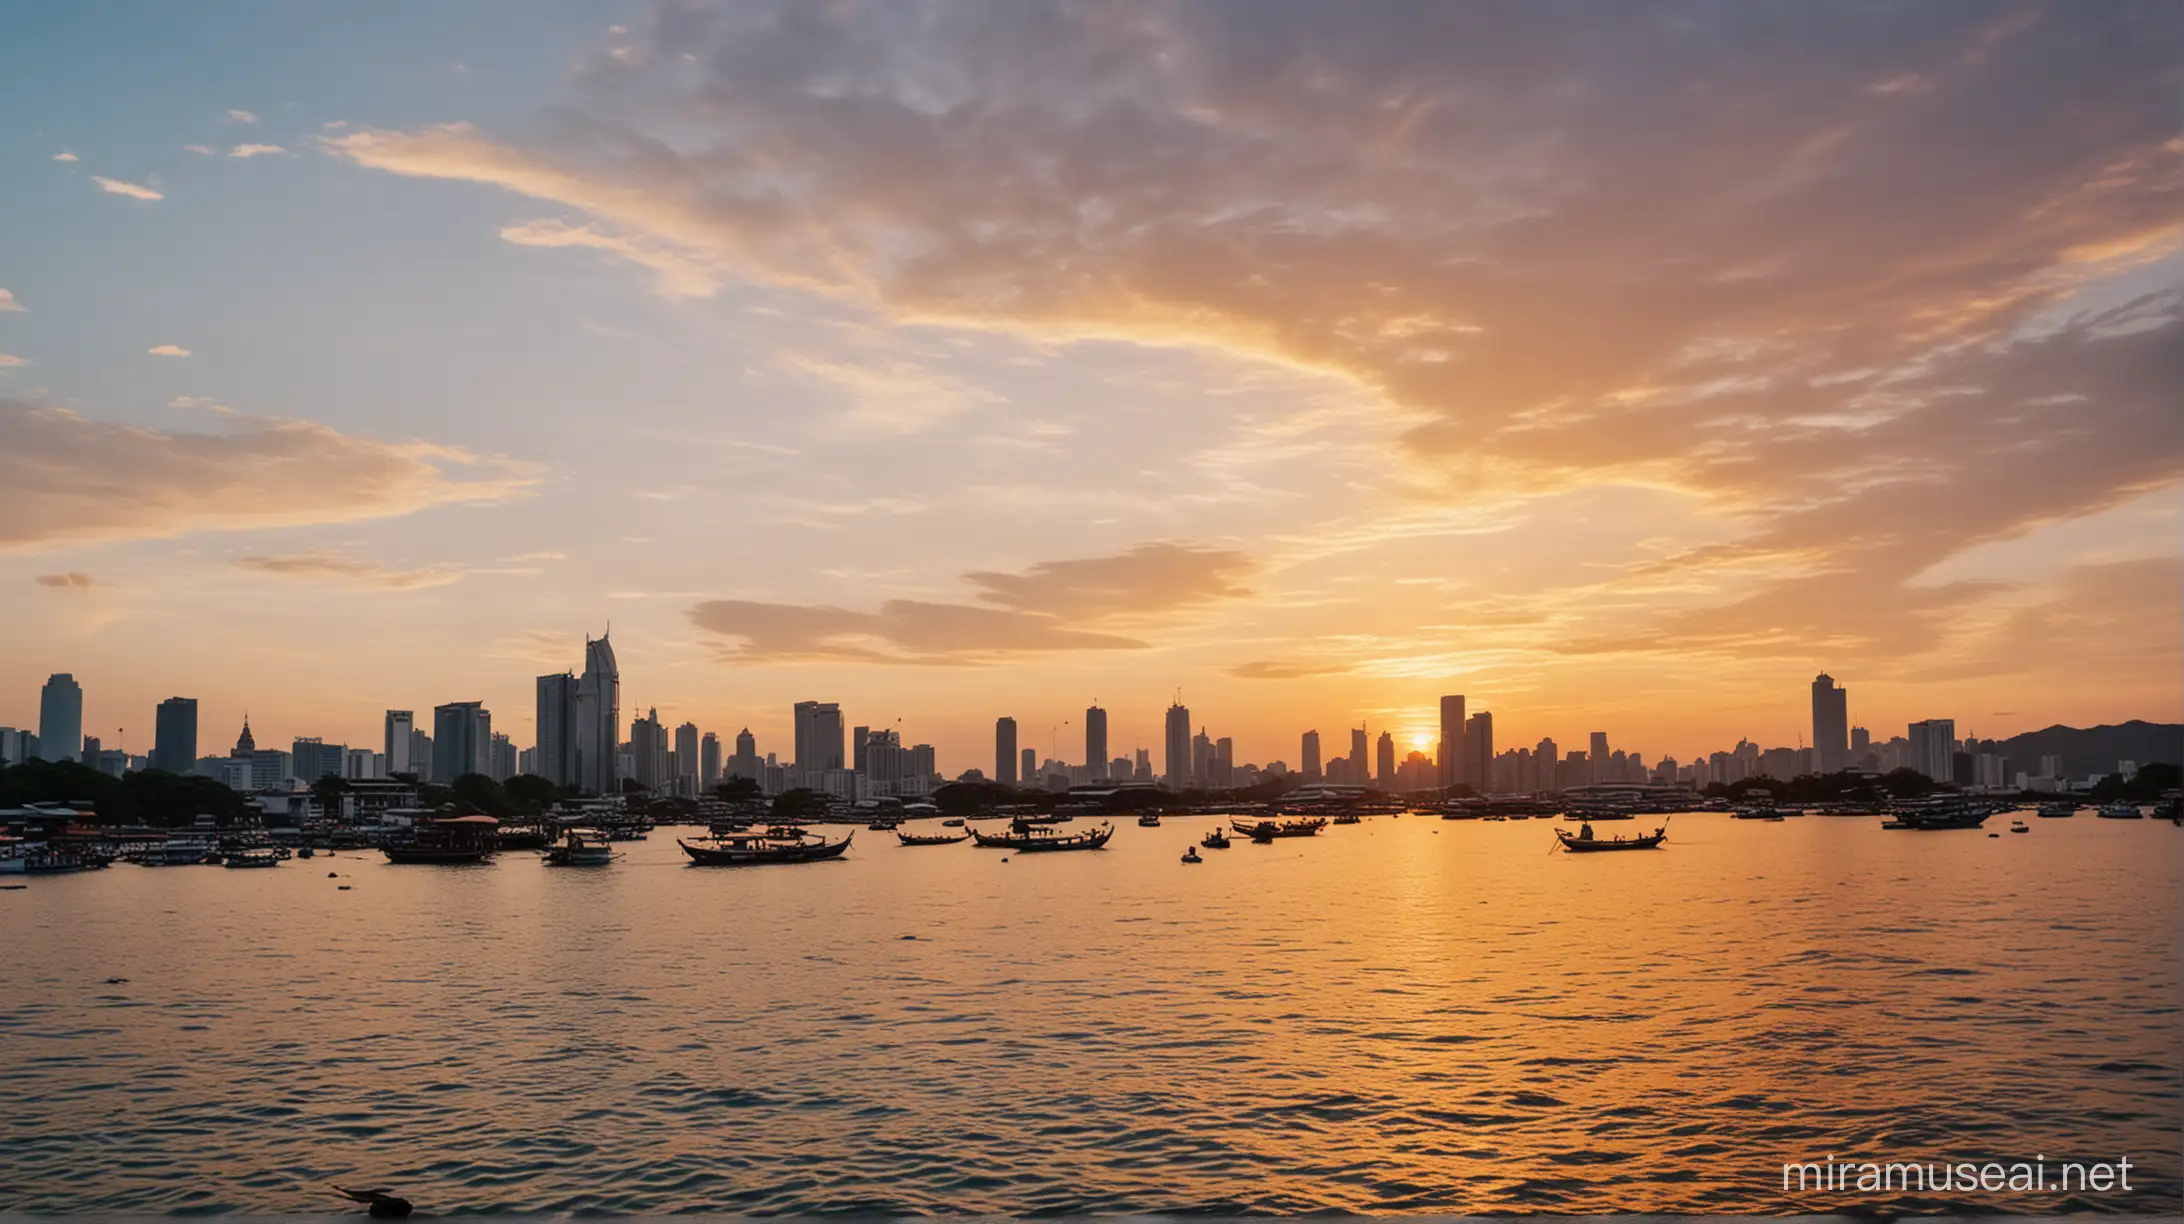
[1376,730,1395,786]
[576,632,620,795]
[432,701,491,782]
[1811,674,1849,773]
[152,696,197,774]
[39,673,83,763]
[535,672,577,785]
[1466,711,1495,793]
[1084,704,1108,779]
[1164,701,1192,790]
[1438,694,1465,788]
[793,701,844,784]
[1301,729,1322,781]
[383,710,414,776]
[995,717,1019,785]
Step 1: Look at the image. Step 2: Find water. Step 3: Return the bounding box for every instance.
[2,814,2178,1215]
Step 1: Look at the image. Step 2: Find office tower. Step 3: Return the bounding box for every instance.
[996,717,1019,785]
[793,701,845,780]
[1908,718,1956,781]
[1588,732,1610,785]
[675,722,700,788]
[343,747,377,780]
[1851,726,1871,752]
[151,697,198,774]
[1301,730,1322,781]
[384,710,415,776]
[1085,705,1108,779]
[39,674,84,763]
[1350,727,1368,777]
[1191,728,1213,786]
[82,734,101,761]
[489,733,517,782]
[575,631,620,794]
[730,727,760,781]
[1214,736,1235,788]
[852,725,870,773]
[535,672,577,785]
[410,730,433,782]
[0,727,24,767]
[630,710,667,788]
[1438,695,1465,788]
[292,737,347,782]
[1021,746,1037,783]
[1466,712,1494,792]
[1164,701,1192,790]
[1811,674,1849,773]
[1376,731,1395,785]
[1134,747,1152,782]
[909,743,936,787]
[432,701,491,782]
[701,732,722,786]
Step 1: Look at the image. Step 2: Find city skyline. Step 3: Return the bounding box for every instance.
[2,3,2177,770]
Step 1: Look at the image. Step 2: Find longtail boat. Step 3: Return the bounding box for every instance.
[969,821,1113,852]
[383,815,498,864]
[1231,817,1327,840]
[896,829,970,846]
[1555,821,1667,852]
[679,826,852,866]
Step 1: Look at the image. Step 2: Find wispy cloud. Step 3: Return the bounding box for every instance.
[233,548,462,590]
[147,344,192,358]
[225,108,258,124]
[51,151,77,162]
[229,143,286,158]
[92,176,162,201]
[0,289,24,312]
[0,354,29,370]
[35,571,99,591]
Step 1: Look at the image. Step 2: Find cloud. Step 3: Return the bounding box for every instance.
[35,572,98,591]
[689,541,1255,663]
[498,218,721,297]
[0,288,23,312]
[233,549,461,590]
[0,354,27,370]
[147,344,192,357]
[185,144,218,156]
[92,176,163,201]
[0,398,539,552]
[229,143,286,158]
[332,2,2181,671]
[52,151,77,162]
[226,109,258,124]
[1228,660,1341,680]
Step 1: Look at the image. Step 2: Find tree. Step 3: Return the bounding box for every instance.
[309,774,351,817]
[770,787,830,819]
[449,773,513,819]
[503,773,563,814]
[713,776,762,805]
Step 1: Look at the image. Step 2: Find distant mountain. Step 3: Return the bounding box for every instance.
[1992,720,2182,779]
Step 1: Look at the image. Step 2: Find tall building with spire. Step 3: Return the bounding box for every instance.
[575,630,620,794]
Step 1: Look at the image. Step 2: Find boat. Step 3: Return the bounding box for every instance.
[1181,847,1202,863]
[382,815,500,864]
[222,847,283,869]
[1555,821,1668,852]
[679,826,853,865]
[1880,798,1992,831]
[969,821,1114,852]
[866,816,902,831]
[1332,813,1361,825]
[296,845,315,859]
[1732,806,1788,821]
[1137,813,1163,827]
[544,830,618,866]
[1230,817,1327,840]
[941,818,966,828]
[1200,828,1231,849]
[2096,802,2143,820]
[19,847,113,873]
[494,824,553,852]
[2036,801,2077,818]
[2009,820,2029,834]
[896,829,970,846]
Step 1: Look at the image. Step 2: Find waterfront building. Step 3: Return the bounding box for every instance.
[1812,674,1849,773]
[1466,711,1494,792]
[995,717,1019,785]
[432,701,491,782]
[630,710,667,789]
[291,737,346,782]
[1908,718,1957,781]
[1377,731,1395,786]
[729,728,761,781]
[39,673,83,763]
[535,672,577,785]
[793,701,845,784]
[701,731,722,786]
[384,710,415,777]
[1021,746,1037,784]
[675,721,700,790]
[151,697,198,774]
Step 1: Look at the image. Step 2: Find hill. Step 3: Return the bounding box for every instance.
[1993,720,2181,779]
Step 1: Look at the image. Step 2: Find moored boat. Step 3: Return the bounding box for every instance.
[1137,813,1162,827]
[545,830,618,866]
[383,815,499,864]
[1230,817,1327,840]
[969,821,1114,852]
[896,829,970,846]
[1555,821,1668,852]
[2096,802,2144,820]
[1200,828,1231,849]
[222,847,283,868]
[2036,801,2077,818]
[679,826,852,865]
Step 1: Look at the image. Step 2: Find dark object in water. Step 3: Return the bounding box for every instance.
[679,827,853,866]
[1555,821,1668,852]
[332,1186,413,1217]
[969,821,1114,852]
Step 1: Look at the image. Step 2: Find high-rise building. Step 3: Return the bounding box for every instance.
[1191,728,1213,786]
[575,631,620,794]
[1021,746,1037,784]
[1466,711,1495,793]
[793,701,845,780]
[489,732,518,782]
[1908,718,1956,781]
[39,674,84,763]
[1588,732,1610,786]
[1438,695,1465,788]
[996,717,1019,785]
[1811,674,1849,773]
[1376,731,1395,786]
[630,709,668,789]
[1301,730,1322,781]
[409,729,433,782]
[151,697,198,774]
[1085,705,1108,779]
[730,727,760,781]
[292,737,347,782]
[1214,736,1235,789]
[675,721,700,789]
[852,725,871,774]
[535,672,577,785]
[1164,701,1192,790]
[432,701,491,782]
[343,747,378,780]
[1350,727,1368,778]
[384,710,415,776]
[701,732,722,786]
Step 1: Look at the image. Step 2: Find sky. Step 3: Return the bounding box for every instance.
[2,0,2178,775]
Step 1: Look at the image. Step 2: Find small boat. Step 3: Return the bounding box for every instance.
[383,815,500,865]
[1555,821,1668,853]
[1880,799,1991,831]
[1332,813,1360,825]
[896,829,970,846]
[969,821,1114,852]
[2009,821,2029,834]
[296,845,315,859]
[2036,801,2077,818]
[18,848,112,874]
[1137,813,1163,827]
[544,830,618,866]
[1181,847,1202,863]
[941,818,966,828]
[222,847,283,869]
[866,816,902,831]
[2096,802,2144,820]
[679,826,853,866]
[1231,817,1327,840]
[1200,829,1231,850]
[494,824,553,852]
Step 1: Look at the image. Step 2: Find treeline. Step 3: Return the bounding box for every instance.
[0,760,250,828]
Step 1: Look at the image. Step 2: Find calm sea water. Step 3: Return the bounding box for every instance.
[2,813,2178,1216]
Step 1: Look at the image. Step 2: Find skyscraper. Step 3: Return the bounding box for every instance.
[730,727,760,780]
[793,701,845,780]
[1438,694,1465,788]
[630,709,668,789]
[1466,711,1495,793]
[384,709,415,776]
[1164,700,1192,790]
[1908,718,1956,781]
[852,725,871,773]
[535,672,577,785]
[1811,674,1849,773]
[432,701,491,782]
[1376,730,1395,785]
[39,674,83,763]
[151,696,197,774]
[1021,746,1037,783]
[701,732,722,786]
[1084,704,1108,779]
[575,631,620,795]
[675,721,700,789]
[996,717,1019,785]
[489,732,517,782]
[1350,726,1368,778]
[1301,729,1322,781]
